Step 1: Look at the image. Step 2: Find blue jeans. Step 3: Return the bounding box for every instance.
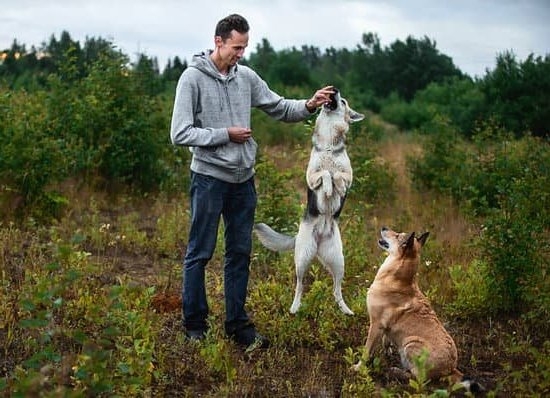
[182,172,257,334]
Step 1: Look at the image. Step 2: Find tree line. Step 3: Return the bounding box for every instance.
[0,30,548,219]
[2,30,548,138]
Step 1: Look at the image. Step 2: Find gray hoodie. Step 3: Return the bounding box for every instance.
[170,51,312,183]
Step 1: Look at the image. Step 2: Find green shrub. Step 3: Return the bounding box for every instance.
[254,154,302,234]
[413,77,486,137]
[0,88,73,220]
[2,232,159,396]
[408,116,466,196]
[412,120,550,315]
[503,340,550,395]
[380,92,431,131]
[447,260,493,317]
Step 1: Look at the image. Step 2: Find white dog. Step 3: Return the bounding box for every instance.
[254,89,364,314]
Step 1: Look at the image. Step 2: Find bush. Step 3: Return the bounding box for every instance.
[0,47,173,219]
[411,120,550,315]
[0,88,73,219]
[379,92,431,131]
[447,260,493,317]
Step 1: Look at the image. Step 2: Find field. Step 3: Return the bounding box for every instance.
[1,118,549,397]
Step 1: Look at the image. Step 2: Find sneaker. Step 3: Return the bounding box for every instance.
[185,328,207,341]
[243,333,270,353]
[228,324,270,351]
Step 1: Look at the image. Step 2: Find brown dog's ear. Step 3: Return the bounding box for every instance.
[403,232,415,250]
[417,232,430,246]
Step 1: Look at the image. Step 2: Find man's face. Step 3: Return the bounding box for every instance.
[215,30,249,67]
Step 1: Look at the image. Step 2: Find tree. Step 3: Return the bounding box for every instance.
[247,38,277,80]
[381,35,463,101]
[481,51,550,138]
[162,56,187,82]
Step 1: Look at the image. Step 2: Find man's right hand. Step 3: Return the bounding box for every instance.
[228,127,252,143]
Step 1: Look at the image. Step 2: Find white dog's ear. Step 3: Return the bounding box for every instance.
[348,108,365,123]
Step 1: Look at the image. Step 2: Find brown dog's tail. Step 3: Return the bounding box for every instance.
[460,376,484,394]
[253,223,295,252]
[450,369,484,395]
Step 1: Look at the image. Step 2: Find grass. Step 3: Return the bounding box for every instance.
[1,124,549,397]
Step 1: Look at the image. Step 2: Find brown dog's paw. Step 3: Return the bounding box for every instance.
[387,366,411,383]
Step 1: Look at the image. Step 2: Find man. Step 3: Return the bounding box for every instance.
[170,13,334,350]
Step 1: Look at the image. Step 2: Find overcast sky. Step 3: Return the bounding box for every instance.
[1,0,549,78]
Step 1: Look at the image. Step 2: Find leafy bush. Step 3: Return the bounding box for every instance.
[379,92,431,131]
[0,88,73,219]
[408,115,466,196]
[503,340,550,395]
[1,228,158,396]
[254,154,302,235]
[447,260,493,317]
[481,51,550,138]
[413,77,486,136]
[411,121,550,315]
[0,46,174,220]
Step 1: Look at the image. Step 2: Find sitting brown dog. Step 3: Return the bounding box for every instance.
[356,227,480,392]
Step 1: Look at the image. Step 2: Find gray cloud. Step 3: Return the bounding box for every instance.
[1,0,548,77]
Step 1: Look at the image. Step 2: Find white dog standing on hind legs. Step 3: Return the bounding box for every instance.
[254,88,364,315]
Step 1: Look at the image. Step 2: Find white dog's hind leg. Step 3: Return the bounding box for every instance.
[291,222,317,314]
[317,226,354,315]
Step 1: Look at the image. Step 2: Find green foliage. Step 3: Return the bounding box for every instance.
[502,340,550,395]
[412,77,486,136]
[408,116,466,195]
[1,44,174,219]
[481,51,550,138]
[351,33,463,102]
[254,154,302,234]
[411,121,550,315]
[200,337,237,385]
[478,204,547,315]
[342,347,378,395]
[1,228,158,396]
[468,130,549,313]
[0,88,73,220]
[347,132,397,204]
[380,92,432,131]
[447,261,492,317]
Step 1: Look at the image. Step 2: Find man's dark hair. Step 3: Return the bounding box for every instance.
[215,14,249,40]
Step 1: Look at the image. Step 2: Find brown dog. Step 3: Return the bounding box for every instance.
[358,227,479,391]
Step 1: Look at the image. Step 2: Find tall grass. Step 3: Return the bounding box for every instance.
[2,115,550,396]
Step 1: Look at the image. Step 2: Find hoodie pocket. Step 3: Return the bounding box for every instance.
[195,139,257,169]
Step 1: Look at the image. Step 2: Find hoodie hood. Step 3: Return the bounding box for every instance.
[190,50,238,80]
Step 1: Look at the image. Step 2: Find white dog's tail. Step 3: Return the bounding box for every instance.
[253,223,295,252]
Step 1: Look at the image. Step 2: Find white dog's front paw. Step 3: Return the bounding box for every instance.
[342,307,354,315]
[289,301,300,314]
[352,361,363,371]
[338,300,354,315]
